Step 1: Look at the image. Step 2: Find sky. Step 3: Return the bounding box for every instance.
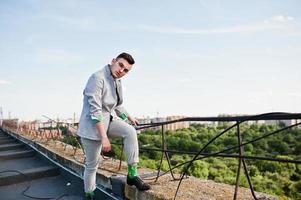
[0,0,301,121]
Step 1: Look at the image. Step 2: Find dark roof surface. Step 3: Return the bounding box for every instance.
[0,129,113,200]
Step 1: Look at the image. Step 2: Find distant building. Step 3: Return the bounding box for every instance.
[265,119,301,129]
[164,116,189,130]
[216,114,266,126]
[137,116,152,126]
[40,120,57,129]
[149,117,165,131]
[137,116,189,132]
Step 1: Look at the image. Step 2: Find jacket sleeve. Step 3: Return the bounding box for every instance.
[115,105,130,120]
[84,74,104,123]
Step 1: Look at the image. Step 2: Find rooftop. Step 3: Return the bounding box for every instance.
[0,126,279,200]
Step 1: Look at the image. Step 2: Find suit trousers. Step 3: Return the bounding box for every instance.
[80,119,139,192]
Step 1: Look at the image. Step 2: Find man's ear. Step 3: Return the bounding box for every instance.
[111,58,116,65]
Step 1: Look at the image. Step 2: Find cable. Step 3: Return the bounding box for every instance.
[0,170,59,199]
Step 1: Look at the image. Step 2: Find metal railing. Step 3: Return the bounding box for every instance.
[2,112,301,200]
[134,112,301,200]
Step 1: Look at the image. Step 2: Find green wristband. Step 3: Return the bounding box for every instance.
[119,113,128,121]
[91,114,103,124]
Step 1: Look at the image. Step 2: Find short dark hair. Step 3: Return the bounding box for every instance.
[116,52,135,65]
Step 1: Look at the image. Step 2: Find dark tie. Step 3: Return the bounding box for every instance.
[115,80,121,105]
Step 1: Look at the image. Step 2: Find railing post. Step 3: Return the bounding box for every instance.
[163,125,178,180]
[233,121,258,200]
[233,122,242,200]
[155,125,165,182]
[155,124,179,182]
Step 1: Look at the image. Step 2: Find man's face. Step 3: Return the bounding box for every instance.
[110,58,133,79]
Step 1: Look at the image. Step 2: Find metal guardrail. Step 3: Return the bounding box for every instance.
[2,112,301,200]
[134,112,301,200]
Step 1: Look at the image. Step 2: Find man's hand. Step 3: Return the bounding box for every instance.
[95,122,111,152]
[101,137,111,152]
[128,116,139,126]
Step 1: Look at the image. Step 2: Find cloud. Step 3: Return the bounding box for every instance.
[141,23,285,34]
[288,92,301,98]
[42,14,127,32]
[265,15,295,23]
[140,15,295,35]
[141,23,283,34]
[0,80,11,85]
[33,48,84,64]
[48,15,97,31]
[178,78,193,84]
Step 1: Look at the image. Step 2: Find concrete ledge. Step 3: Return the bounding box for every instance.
[110,175,126,198]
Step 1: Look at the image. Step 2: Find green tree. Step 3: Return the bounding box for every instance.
[187,160,209,179]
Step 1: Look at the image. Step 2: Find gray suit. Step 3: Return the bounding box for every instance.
[77,65,130,140]
[77,65,139,192]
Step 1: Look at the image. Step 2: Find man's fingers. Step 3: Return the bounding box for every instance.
[131,120,139,126]
[102,145,111,152]
[102,147,111,152]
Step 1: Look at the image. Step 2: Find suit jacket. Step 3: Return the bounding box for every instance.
[77,65,129,140]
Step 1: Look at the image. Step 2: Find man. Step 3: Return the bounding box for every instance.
[77,53,150,200]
